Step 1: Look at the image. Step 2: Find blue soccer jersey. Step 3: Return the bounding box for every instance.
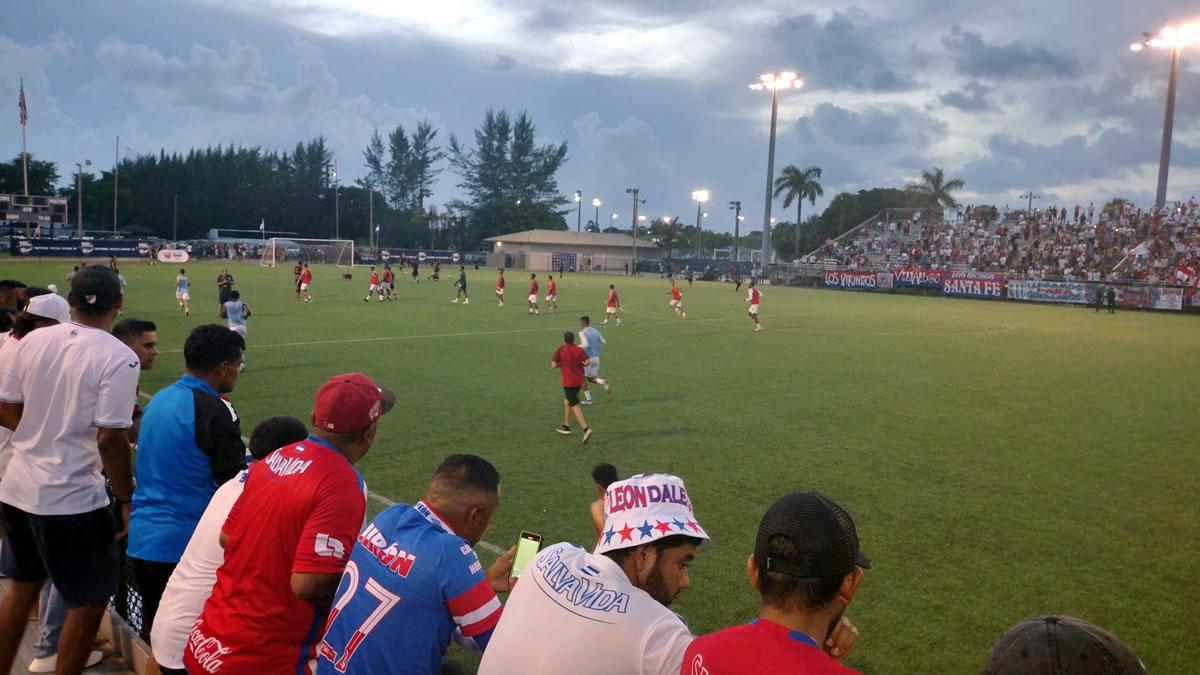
[317,501,502,674]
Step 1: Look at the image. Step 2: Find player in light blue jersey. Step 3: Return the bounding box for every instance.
[316,455,516,675]
[578,315,609,405]
[220,291,251,370]
[175,268,190,316]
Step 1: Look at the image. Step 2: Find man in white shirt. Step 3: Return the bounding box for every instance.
[0,265,140,675]
[479,473,709,675]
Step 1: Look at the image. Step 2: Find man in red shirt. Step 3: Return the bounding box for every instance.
[363,267,381,303]
[299,264,313,303]
[682,491,868,675]
[603,284,621,326]
[668,279,686,320]
[495,269,506,307]
[545,275,558,314]
[527,273,539,315]
[746,280,763,331]
[183,373,394,675]
[551,331,591,443]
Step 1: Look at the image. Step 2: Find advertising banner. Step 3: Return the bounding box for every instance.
[9,238,149,258]
[157,249,189,263]
[1007,280,1089,304]
[891,267,944,289]
[1150,288,1183,311]
[379,249,461,264]
[941,270,1005,299]
[822,270,881,291]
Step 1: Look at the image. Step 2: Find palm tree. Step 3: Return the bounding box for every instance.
[906,167,965,210]
[773,165,823,258]
[650,217,682,260]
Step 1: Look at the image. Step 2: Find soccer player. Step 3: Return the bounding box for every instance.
[588,463,618,539]
[316,455,517,675]
[215,269,234,314]
[430,261,441,281]
[175,268,190,316]
[411,259,420,284]
[578,315,609,405]
[546,275,558,314]
[184,374,394,675]
[603,284,621,325]
[552,331,591,442]
[528,273,540,315]
[220,291,251,369]
[668,279,687,320]
[364,266,382,302]
[148,416,309,675]
[495,269,506,307]
[299,263,313,302]
[294,261,303,298]
[452,266,470,304]
[683,492,867,673]
[478,473,708,675]
[381,264,395,301]
[747,279,763,331]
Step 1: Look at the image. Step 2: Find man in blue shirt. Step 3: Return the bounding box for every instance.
[220,290,250,370]
[577,315,609,405]
[127,324,246,640]
[317,454,516,675]
[452,266,469,304]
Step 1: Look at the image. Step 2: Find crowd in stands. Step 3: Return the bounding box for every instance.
[0,268,1150,674]
[805,199,1200,284]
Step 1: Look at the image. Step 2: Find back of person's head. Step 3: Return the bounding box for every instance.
[180,268,186,274]
[184,324,245,374]
[68,265,123,317]
[231,290,240,300]
[609,284,615,289]
[983,615,1146,674]
[580,315,591,326]
[9,288,56,338]
[428,454,501,545]
[112,318,156,343]
[432,454,501,496]
[248,416,309,461]
[0,279,28,308]
[563,331,575,344]
[591,463,618,488]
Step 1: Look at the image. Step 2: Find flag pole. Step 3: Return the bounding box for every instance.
[20,79,29,196]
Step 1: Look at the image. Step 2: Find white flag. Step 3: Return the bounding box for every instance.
[259,219,265,231]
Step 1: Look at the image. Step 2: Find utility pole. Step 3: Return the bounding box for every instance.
[368,184,374,249]
[730,200,743,262]
[173,193,178,241]
[113,136,119,236]
[626,187,645,274]
[75,160,90,240]
[575,190,583,232]
[1155,44,1181,208]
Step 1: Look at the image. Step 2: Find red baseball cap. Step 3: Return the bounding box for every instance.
[312,373,396,433]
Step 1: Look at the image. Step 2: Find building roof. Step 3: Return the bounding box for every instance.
[485,229,657,248]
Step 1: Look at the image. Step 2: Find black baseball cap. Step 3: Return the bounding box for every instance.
[69,265,122,311]
[755,491,870,578]
[983,615,1146,674]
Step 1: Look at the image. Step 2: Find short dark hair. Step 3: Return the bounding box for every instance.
[580,315,591,325]
[0,279,27,300]
[9,288,54,338]
[248,416,309,461]
[591,463,618,488]
[758,534,845,612]
[563,331,575,344]
[112,318,157,342]
[605,535,703,566]
[183,324,245,373]
[0,308,13,333]
[433,454,500,494]
[230,290,240,300]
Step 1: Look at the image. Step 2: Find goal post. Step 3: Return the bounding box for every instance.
[260,238,355,269]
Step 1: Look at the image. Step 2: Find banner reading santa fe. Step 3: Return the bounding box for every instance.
[940,270,1005,299]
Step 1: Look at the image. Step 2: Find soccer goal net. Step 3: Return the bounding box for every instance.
[260,238,355,269]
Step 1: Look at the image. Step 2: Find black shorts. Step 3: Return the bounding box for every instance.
[0,502,119,607]
[563,387,582,406]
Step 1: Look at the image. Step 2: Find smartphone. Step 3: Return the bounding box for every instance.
[511,531,543,578]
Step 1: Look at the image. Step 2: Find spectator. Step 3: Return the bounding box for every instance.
[216,268,235,312]
[0,265,139,675]
[317,454,517,674]
[147,416,309,675]
[589,462,619,538]
[479,473,709,675]
[127,324,246,639]
[983,615,1146,674]
[0,279,29,342]
[184,373,394,674]
[683,491,868,674]
[111,318,159,445]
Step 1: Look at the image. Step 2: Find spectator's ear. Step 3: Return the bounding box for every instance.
[746,554,761,592]
[838,568,865,607]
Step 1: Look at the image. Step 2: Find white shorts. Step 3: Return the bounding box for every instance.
[528,294,538,303]
[669,299,681,308]
[369,284,380,292]
[496,288,505,295]
[300,283,310,292]
[230,324,246,337]
[546,294,557,302]
[606,305,617,314]
[380,282,392,291]
[749,304,759,315]
[585,358,600,378]
[176,291,190,301]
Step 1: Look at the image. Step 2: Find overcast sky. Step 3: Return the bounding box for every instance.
[3,1,1199,232]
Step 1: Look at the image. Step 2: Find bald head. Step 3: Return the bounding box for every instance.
[425,454,501,545]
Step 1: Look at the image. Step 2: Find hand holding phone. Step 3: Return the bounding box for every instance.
[511,531,543,580]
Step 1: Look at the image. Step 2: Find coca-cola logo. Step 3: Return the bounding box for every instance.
[188,627,232,673]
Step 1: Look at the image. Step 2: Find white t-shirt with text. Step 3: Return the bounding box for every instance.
[0,321,139,515]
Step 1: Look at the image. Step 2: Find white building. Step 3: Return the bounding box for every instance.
[485,229,659,272]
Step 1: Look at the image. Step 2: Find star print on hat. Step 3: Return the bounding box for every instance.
[594,473,709,555]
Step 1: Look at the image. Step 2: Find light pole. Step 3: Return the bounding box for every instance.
[1131,23,1197,208]
[75,159,91,240]
[173,193,178,242]
[1019,191,1041,217]
[626,187,645,273]
[691,189,709,258]
[368,184,374,249]
[610,212,618,231]
[749,71,804,276]
[575,190,583,232]
[729,200,743,262]
[592,197,601,230]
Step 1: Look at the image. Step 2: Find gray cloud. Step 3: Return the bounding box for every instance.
[770,9,919,92]
[938,81,997,112]
[943,26,1080,80]
[490,54,517,71]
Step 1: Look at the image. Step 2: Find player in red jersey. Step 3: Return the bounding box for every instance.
[527,273,540,315]
[495,269,506,307]
[551,331,592,443]
[363,267,382,302]
[299,263,314,303]
[183,373,394,675]
[602,284,621,325]
[746,280,763,331]
[668,279,687,320]
[381,264,395,301]
[545,275,558,314]
[294,262,303,298]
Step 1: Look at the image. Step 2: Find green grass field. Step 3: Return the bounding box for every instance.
[5,259,1198,673]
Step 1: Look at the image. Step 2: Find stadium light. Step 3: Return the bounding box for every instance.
[575,190,583,232]
[750,71,805,273]
[692,189,710,257]
[592,197,601,229]
[1131,22,1198,207]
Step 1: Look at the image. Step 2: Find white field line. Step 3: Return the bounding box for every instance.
[136,391,506,556]
[157,326,558,354]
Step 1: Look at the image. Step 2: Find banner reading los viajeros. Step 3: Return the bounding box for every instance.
[941,271,1005,299]
[891,267,944,289]
[823,270,889,291]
